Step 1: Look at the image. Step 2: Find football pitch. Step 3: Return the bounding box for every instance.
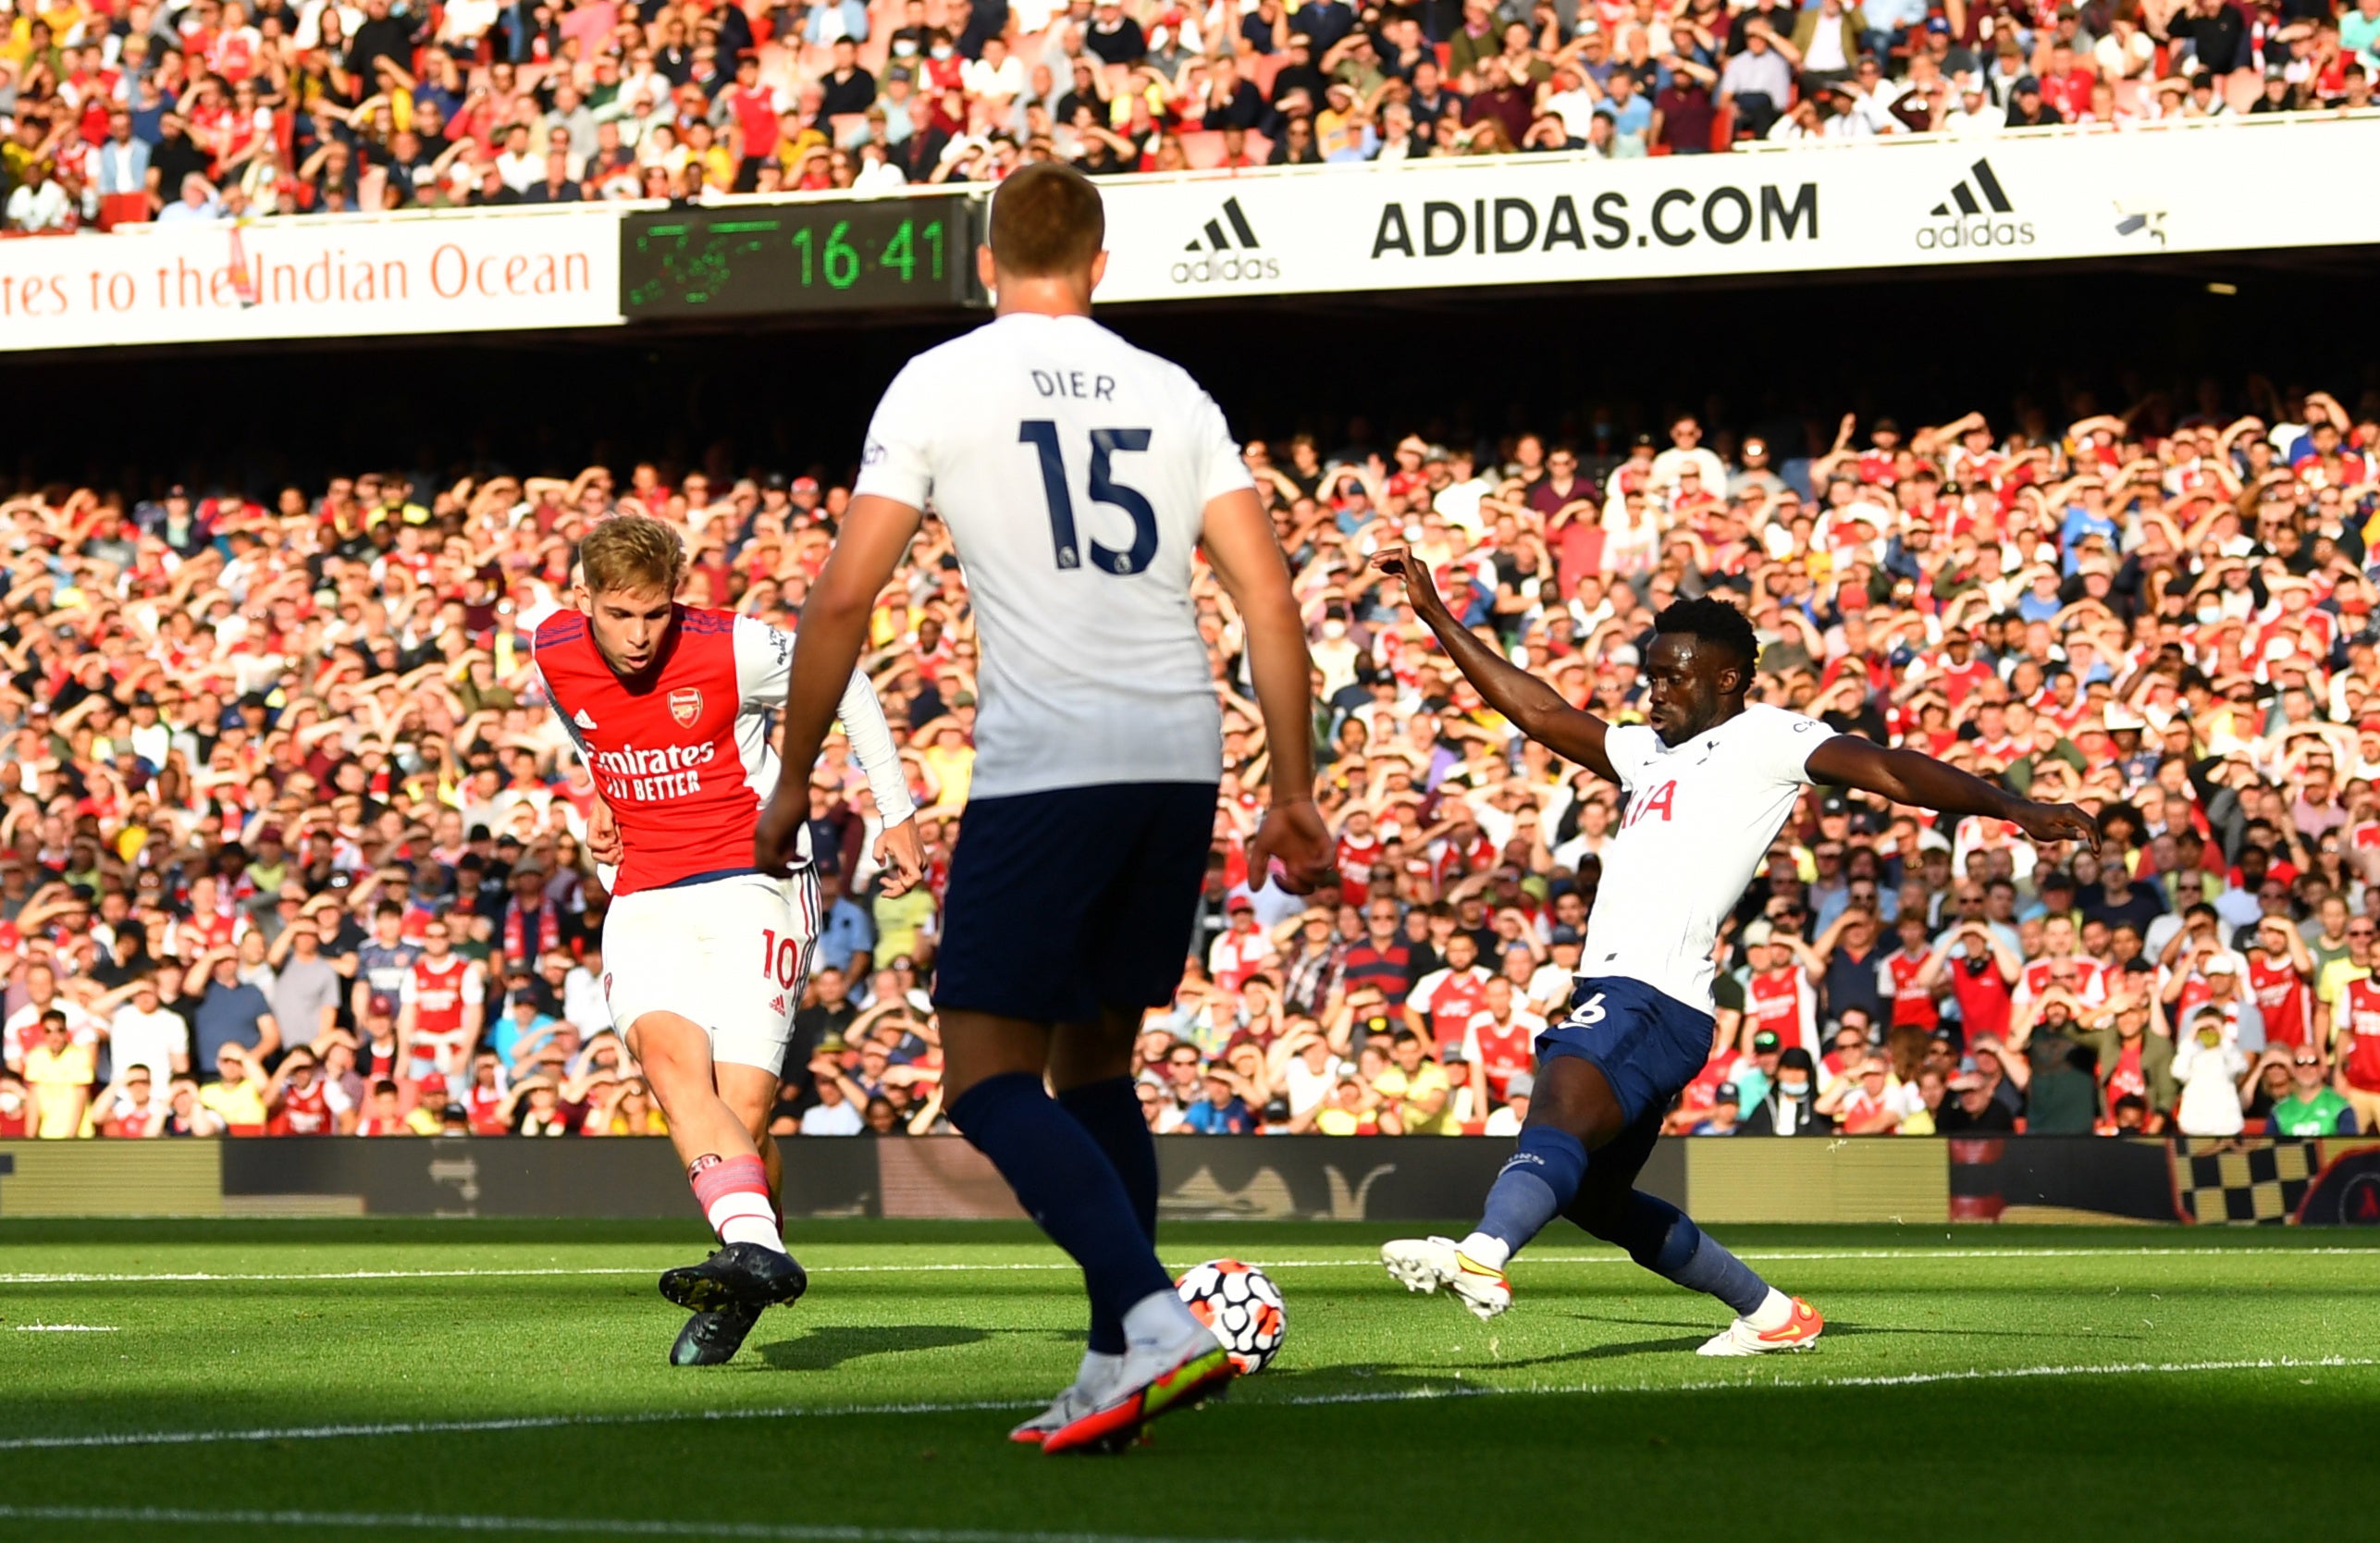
[2,1219,2374,1543]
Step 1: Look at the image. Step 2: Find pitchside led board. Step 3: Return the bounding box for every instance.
[619,192,982,317]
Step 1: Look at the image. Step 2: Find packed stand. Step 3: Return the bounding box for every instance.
[6,381,2380,1142]
[3,0,2376,231]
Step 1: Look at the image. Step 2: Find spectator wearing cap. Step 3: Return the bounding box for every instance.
[2173,1006,2251,1135]
[2180,951,2267,1051]
[1526,923,1588,1019]
[2005,74,2062,126]
[1730,1029,1785,1114]
[1688,1081,1739,1135]
[1209,895,1278,993]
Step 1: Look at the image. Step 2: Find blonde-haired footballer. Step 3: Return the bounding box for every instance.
[536,513,921,1365]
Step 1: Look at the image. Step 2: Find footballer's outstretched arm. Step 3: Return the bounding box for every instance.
[1202,486,1335,895]
[1371,542,1619,784]
[756,493,924,877]
[832,666,924,894]
[1805,735,2101,851]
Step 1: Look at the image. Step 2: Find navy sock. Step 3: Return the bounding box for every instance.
[949,1072,1172,1342]
[1609,1191,1770,1317]
[1476,1125,1588,1258]
[1057,1076,1160,1355]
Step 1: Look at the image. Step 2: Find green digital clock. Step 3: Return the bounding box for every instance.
[621,197,981,317]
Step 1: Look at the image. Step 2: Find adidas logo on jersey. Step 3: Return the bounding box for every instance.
[1914,158,2032,251]
[573,709,598,729]
[1170,196,1279,287]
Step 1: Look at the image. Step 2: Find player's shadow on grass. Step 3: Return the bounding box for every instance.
[1560,1312,2130,1343]
[1252,1363,1499,1401]
[754,1324,1072,1372]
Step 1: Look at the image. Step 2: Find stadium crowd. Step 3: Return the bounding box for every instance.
[6,375,2380,1145]
[4,0,2379,228]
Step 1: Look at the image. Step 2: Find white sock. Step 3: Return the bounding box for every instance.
[705,1193,786,1253]
[1121,1287,1203,1352]
[1073,1348,1124,1390]
[1457,1232,1511,1272]
[1745,1287,1794,1331]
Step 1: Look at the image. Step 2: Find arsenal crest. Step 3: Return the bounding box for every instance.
[669,688,703,727]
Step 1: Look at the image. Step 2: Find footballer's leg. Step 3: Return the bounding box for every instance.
[1013,1006,1159,1445]
[935,785,1227,1454]
[1384,1053,1621,1317]
[941,1008,1227,1456]
[1559,1111,1820,1355]
[635,1013,807,1318]
[671,1062,801,1367]
[1387,979,1679,1316]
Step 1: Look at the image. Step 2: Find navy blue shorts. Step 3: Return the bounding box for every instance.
[1536,975,1717,1128]
[934,781,1216,1025]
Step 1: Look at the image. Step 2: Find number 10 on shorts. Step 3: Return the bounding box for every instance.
[761,929,803,990]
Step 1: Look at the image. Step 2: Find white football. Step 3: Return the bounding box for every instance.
[1175,1258,1287,1375]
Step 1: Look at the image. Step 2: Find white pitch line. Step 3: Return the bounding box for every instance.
[0,1356,2366,1455]
[0,1245,2372,1288]
[0,1505,1302,1543]
[8,1324,117,1333]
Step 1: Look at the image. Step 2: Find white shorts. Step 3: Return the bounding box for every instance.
[602,869,822,1073]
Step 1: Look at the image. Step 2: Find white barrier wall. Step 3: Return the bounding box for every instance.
[2,116,2374,349]
[1090,116,2380,302]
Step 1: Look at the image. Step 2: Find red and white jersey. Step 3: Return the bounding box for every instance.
[106,1092,168,1138]
[1409,965,1493,1052]
[272,1078,335,1136]
[1746,968,1819,1056]
[1428,830,1498,886]
[1464,1006,1546,1103]
[1933,655,1995,710]
[2338,976,2380,1092]
[2246,955,2312,1052]
[1881,948,1939,1029]
[2021,956,2108,1006]
[401,952,484,1041]
[4,1000,100,1070]
[535,605,912,896]
[466,1080,511,1136]
[1335,831,1384,902]
[1206,926,1276,992]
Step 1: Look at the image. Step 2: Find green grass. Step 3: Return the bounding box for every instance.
[3,1219,2375,1543]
